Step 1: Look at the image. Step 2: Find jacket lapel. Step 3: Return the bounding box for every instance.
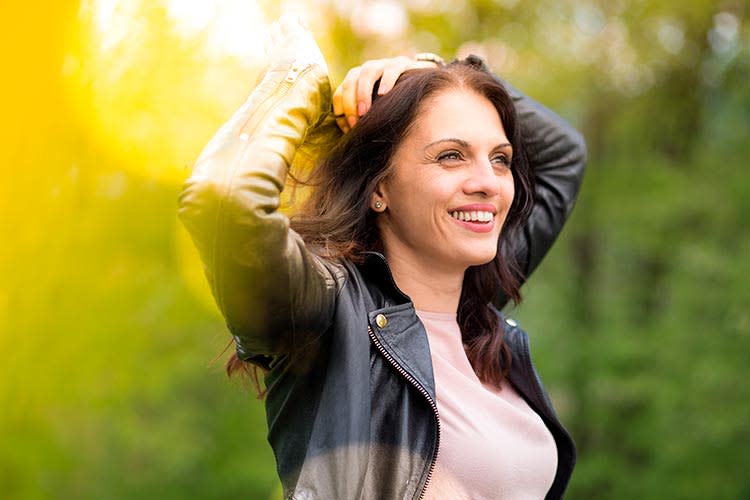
[368,303,436,401]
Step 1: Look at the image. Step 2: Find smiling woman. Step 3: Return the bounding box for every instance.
[179,16,586,500]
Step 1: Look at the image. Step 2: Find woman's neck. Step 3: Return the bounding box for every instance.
[385,252,464,313]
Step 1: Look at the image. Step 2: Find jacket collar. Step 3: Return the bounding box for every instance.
[358,252,436,399]
[358,251,411,307]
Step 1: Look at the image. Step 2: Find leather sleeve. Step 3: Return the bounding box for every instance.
[178,62,344,359]
[498,80,587,307]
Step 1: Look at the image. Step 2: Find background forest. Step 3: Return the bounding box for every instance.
[1,0,748,498]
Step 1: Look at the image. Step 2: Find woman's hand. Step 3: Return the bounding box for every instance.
[266,14,328,74]
[332,56,441,133]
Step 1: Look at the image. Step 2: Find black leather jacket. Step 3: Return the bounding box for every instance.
[179,58,586,500]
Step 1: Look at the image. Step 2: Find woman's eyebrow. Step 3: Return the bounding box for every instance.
[424,138,513,151]
[424,138,470,150]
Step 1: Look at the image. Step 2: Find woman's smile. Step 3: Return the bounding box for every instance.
[448,203,498,233]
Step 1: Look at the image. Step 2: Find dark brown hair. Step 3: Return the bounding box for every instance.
[228,56,534,390]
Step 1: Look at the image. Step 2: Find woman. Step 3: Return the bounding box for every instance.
[179,17,585,500]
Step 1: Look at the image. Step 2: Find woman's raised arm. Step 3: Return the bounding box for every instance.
[492,75,586,307]
[178,18,344,362]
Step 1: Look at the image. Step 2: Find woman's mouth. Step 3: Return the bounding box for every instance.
[448,209,497,233]
[449,210,494,223]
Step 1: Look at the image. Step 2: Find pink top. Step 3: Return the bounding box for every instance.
[417,309,558,500]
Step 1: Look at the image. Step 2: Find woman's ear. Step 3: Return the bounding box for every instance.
[370,182,387,212]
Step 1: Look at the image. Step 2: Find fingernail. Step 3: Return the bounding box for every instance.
[347,115,357,128]
[357,101,366,116]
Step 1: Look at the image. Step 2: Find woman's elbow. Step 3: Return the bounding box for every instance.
[177,173,225,234]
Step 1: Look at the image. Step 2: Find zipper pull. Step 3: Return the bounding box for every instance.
[284,62,311,84]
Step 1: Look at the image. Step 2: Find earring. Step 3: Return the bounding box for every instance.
[374,200,383,210]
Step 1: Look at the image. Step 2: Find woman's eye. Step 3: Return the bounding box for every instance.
[491,154,512,167]
[437,151,463,163]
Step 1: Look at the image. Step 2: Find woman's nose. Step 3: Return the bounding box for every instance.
[463,159,501,197]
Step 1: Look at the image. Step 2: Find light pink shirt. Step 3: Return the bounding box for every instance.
[417,309,558,500]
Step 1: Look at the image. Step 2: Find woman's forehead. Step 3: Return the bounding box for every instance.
[410,89,508,144]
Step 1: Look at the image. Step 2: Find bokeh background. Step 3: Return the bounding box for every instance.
[1,0,748,498]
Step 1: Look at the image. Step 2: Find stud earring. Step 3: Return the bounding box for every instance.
[374,201,383,210]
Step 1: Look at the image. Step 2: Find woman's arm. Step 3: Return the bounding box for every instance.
[500,77,587,289]
[178,23,343,361]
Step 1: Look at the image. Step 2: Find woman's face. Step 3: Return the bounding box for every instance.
[374,88,515,274]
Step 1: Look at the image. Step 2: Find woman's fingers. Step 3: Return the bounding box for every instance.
[355,59,388,117]
[374,56,413,96]
[333,65,361,132]
[334,60,391,132]
[333,56,436,133]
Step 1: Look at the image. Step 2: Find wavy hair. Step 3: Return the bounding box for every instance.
[228,56,534,390]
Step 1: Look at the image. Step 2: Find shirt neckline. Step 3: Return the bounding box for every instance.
[415,308,458,322]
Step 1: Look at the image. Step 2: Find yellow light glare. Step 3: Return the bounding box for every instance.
[87,0,142,52]
[166,0,270,61]
[67,0,272,185]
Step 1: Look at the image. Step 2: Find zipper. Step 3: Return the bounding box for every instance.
[238,62,316,140]
[367,325,441,500]
[213,62,317,314]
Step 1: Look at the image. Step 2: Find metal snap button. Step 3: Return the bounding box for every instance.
[505,317,518,327]
[375,314,388,329]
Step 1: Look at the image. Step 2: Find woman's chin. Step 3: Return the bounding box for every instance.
[460,251,499,269]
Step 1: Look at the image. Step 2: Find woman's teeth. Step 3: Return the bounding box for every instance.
[450,210,494,222]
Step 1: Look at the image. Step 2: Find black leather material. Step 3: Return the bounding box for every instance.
[503,317,577,499]
[496,78,587,306]
[179,58,585,499]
